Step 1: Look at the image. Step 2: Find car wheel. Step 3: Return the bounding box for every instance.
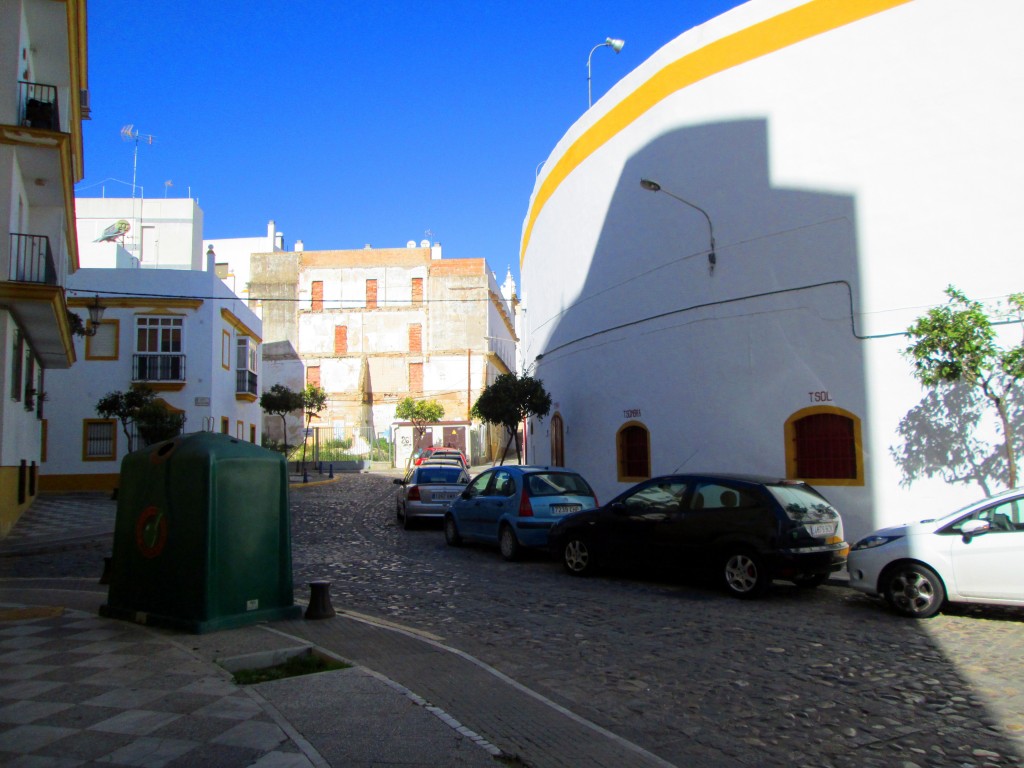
[722,549,771,599]
[402,509,414,531]
[444,515,462,546]
[883,562,946,619]
[562,536,594,576]
[396,502,404,523]
[793,573,828,589]
[499,525,521,561]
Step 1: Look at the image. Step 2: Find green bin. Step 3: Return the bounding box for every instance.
[101,432,302,633]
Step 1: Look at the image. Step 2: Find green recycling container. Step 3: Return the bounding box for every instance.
[101,432,302,633]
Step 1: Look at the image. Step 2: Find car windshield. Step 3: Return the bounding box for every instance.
[765,483,837,522]
[417,468,468,484]
[526,472,593,497]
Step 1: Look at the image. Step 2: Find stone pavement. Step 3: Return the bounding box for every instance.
[0,488,678,768]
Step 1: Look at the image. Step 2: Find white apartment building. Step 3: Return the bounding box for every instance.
[0,0,88,533]
[41,253,263,493]
[519,0,1024,543]
[76,196,204,271]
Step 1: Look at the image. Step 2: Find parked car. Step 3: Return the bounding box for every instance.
[422,449,469,468]
[414,446,468,467]
[848,487,1024,618]
[394,465,471,529]
[444,466,599,560]
[547,473,848,598]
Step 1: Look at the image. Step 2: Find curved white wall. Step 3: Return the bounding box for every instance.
[520,0,1024,541]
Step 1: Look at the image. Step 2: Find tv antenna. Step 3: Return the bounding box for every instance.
[120,125,155,258]
[120,125,155,200]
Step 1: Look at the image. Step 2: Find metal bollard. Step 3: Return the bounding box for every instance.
[328,463,334,479]
[305,581,336,620]
[99,556,113,585]
[303,467,309,483]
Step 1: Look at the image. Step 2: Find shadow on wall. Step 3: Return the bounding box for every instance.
[891,381,1024,497]
[534,118,867,481]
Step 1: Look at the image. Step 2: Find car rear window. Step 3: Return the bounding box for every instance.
[417,468,468,484]
[765,484,837,521]
[527,472,593,497]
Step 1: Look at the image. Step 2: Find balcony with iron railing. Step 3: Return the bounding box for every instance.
[18,81,61,131]
[236,370,258,396]
[8,233,56,284]
[133,354,186,383]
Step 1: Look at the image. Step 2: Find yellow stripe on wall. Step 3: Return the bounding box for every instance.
[519,0,913,267]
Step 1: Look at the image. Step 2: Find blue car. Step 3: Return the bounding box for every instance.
[444,466,599,560]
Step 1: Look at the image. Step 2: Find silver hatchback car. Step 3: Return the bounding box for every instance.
[394,465,471,530]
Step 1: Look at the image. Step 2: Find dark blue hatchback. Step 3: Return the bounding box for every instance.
[548,473,848,598]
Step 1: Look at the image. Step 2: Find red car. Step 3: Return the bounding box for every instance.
[414,446,468,467]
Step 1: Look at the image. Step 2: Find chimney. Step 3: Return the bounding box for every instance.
[295,239,304,252]
[206,244,216,272]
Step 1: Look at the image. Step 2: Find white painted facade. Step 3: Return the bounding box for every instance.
[75,197,204,271]
[205,219,289,303]
[519,0,1024,543]
[0,0,86,532]
[41,266,263,492]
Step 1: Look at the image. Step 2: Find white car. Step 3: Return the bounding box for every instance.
[848,487,1024,618]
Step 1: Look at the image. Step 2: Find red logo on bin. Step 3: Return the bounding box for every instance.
[135,505,168,559]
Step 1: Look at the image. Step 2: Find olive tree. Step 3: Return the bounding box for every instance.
[472,372,551,465]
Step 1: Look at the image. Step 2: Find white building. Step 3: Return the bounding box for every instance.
[519,0,1024,543]
[0,0,87,533]
[205,219,290,304]
[41,255,263,493]
[75,197,204,271]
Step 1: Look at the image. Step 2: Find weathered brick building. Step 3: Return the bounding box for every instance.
[249,242,517,462]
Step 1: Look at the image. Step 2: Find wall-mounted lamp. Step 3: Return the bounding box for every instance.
[85,295,105,336]
[640,178,717,272]
[588,37,625,109]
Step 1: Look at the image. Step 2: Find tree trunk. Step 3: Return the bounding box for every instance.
[994,396,1018,488]
[500,430,515,465]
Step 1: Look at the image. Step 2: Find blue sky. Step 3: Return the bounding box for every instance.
[78,1,743,289]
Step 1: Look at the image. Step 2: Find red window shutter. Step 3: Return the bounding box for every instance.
[794,413,856,479]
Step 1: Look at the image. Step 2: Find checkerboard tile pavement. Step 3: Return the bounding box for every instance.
[0,605,318,767]
[0,495,116,548]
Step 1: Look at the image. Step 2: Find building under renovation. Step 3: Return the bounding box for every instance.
[249,242,518,463]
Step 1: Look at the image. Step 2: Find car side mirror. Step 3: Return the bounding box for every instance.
[393,478,404,485]
[961,518,990,541]
[611,502,627,515]
[461,489,473,499]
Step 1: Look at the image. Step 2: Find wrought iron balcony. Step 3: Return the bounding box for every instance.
[18,81,61,131]
[236,370,258,396]
[133,354,186,382]
[8,234,56,284]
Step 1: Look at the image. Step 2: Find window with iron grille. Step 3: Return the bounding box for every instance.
[84,420,116,460]
[793,412,857,479]
[135,316,184,381]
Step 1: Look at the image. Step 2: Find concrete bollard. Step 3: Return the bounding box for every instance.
[305,581,336,620]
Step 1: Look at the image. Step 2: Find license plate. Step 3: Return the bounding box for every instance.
[806,523,835,537]
[432,493,455,501]
[551,504,582,516]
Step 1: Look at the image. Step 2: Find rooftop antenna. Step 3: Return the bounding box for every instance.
[120,125,155,258]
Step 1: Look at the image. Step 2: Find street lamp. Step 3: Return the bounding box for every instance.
[640,178,717,272]
[85,295,105,336]
[588,37,625,108]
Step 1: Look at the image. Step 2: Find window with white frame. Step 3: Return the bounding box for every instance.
[236,336,258,395]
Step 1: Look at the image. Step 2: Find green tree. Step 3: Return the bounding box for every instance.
[395,397,445,445]
[300,384,329,467]
[471,372,551,465]
[260,384,303,457]
[904,285,1024,488]
[96,385,182,453]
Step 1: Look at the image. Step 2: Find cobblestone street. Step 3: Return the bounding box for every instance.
[289,474,1024,768]
[4,474,1024,767]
